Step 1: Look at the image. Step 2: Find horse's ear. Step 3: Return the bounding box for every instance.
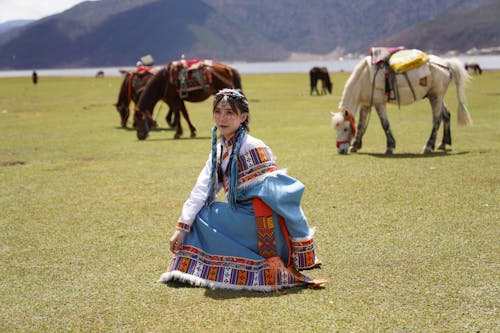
[343,109,349,117]
[330,112,336,116]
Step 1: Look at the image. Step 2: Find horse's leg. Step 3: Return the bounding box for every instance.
[438,103,451,150]
[171,108,182,139]
[374,104,396,154]
[165,107,174,128]
[123,107,130,128]
[350,106,370,153]
[311,79,319,95]
[178,102,197,138]
[423,97,444,154]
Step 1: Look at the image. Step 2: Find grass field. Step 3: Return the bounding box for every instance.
[0,69,498,332]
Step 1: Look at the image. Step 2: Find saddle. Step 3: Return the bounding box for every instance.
[169,59,214,98]
[135,65,154,76]
[370,47,430,107]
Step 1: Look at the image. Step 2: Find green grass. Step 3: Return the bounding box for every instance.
[0,71,498,332]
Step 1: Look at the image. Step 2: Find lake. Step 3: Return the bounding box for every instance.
[0,55,499,78]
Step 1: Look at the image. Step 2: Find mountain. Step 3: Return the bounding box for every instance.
[0,0,497,69]
[378,1,500,54]
[0,20,33,34]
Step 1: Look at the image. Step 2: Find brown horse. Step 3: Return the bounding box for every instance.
[464,61,482,75]
[309,67,332,95]
[115,67,166,128]
[134,60,242,140]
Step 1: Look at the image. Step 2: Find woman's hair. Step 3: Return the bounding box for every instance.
[212,88,250,131]
[206,89,251,208]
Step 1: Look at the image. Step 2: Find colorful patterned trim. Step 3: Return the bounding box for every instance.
[291,238,317,269]
[238,147,278,185]
[167,245,301,289]
[252,198,277,258]
[176,222,191,232]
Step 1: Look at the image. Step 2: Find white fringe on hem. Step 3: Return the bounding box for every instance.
[158,271,302,292]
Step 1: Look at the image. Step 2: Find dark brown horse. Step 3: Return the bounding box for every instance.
[134,60,242,140]
[309,67,332,95]
[115,67,166,128]
[464,61,482,75]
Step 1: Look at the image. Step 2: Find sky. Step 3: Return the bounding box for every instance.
[0,0,93,24]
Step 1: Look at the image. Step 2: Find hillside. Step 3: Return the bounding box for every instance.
[378,1,500,53]
[0,0,496,69]
[0,20,33,33]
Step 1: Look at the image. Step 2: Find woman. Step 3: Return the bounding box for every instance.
[160,88,325,291]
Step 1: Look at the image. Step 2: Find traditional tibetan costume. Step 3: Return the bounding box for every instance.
[159,132,324,291]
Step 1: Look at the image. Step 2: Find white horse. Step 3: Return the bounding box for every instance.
[331,53,473,154]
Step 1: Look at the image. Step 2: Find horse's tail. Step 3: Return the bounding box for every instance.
[445,58,473,126]
[232,68,242,91]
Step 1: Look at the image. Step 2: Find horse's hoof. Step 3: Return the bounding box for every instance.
[385,149,393,155]
[174,134,181,139]
[437,143,447,151]
[348,146,358,153]
[190,131,197,138]
[422,147,433,154]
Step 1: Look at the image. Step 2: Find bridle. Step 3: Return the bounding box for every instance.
[336,110,356,148]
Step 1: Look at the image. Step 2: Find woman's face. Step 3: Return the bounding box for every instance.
[213,100,247,139]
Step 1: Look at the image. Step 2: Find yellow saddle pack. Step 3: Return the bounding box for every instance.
[389,49,429,74]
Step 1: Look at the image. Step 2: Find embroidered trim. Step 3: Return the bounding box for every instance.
[291,238,317,269]
[164,245,301,289]
[238,147,277,185]
[176,222,191,232]
[253,198,277,258]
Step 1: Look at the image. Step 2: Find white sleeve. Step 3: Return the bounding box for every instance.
[178,154,218,225]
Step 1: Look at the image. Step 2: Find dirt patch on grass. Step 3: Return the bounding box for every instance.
[1,161,26,167]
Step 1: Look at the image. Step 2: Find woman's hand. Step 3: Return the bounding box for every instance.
[169,229,186,254]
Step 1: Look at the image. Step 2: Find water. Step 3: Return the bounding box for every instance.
[0,55,499,78]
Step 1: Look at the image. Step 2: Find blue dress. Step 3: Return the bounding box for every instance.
[159,134,324,291]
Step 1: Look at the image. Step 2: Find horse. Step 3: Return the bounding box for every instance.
[464,61,482,75]
[115,67,169,128]
[31,71,38,85]
[331,52,472,154]
[134,59,242,140]
[309,67,332,95]
[95,70,105,78]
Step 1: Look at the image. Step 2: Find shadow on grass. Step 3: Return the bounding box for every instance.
[145,136,211,142]
[357,150,470,159]
[164,280,321,299]
[115,126,175,132]
[115,126,211,141]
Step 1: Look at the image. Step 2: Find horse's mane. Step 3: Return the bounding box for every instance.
[338,56,370,116]
[136,67,168,112]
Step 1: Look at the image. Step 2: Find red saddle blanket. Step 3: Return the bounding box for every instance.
[370,46,405,64]
[169,59,214,94]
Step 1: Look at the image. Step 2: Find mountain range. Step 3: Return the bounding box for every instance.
[0,0,498,69]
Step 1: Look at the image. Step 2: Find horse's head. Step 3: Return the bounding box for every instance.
[115,102,130,128]
[134,107,151,140]
[326,81,333,94]
[331,110,356,154]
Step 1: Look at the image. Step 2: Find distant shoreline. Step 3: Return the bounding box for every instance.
[1,54,499,78]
